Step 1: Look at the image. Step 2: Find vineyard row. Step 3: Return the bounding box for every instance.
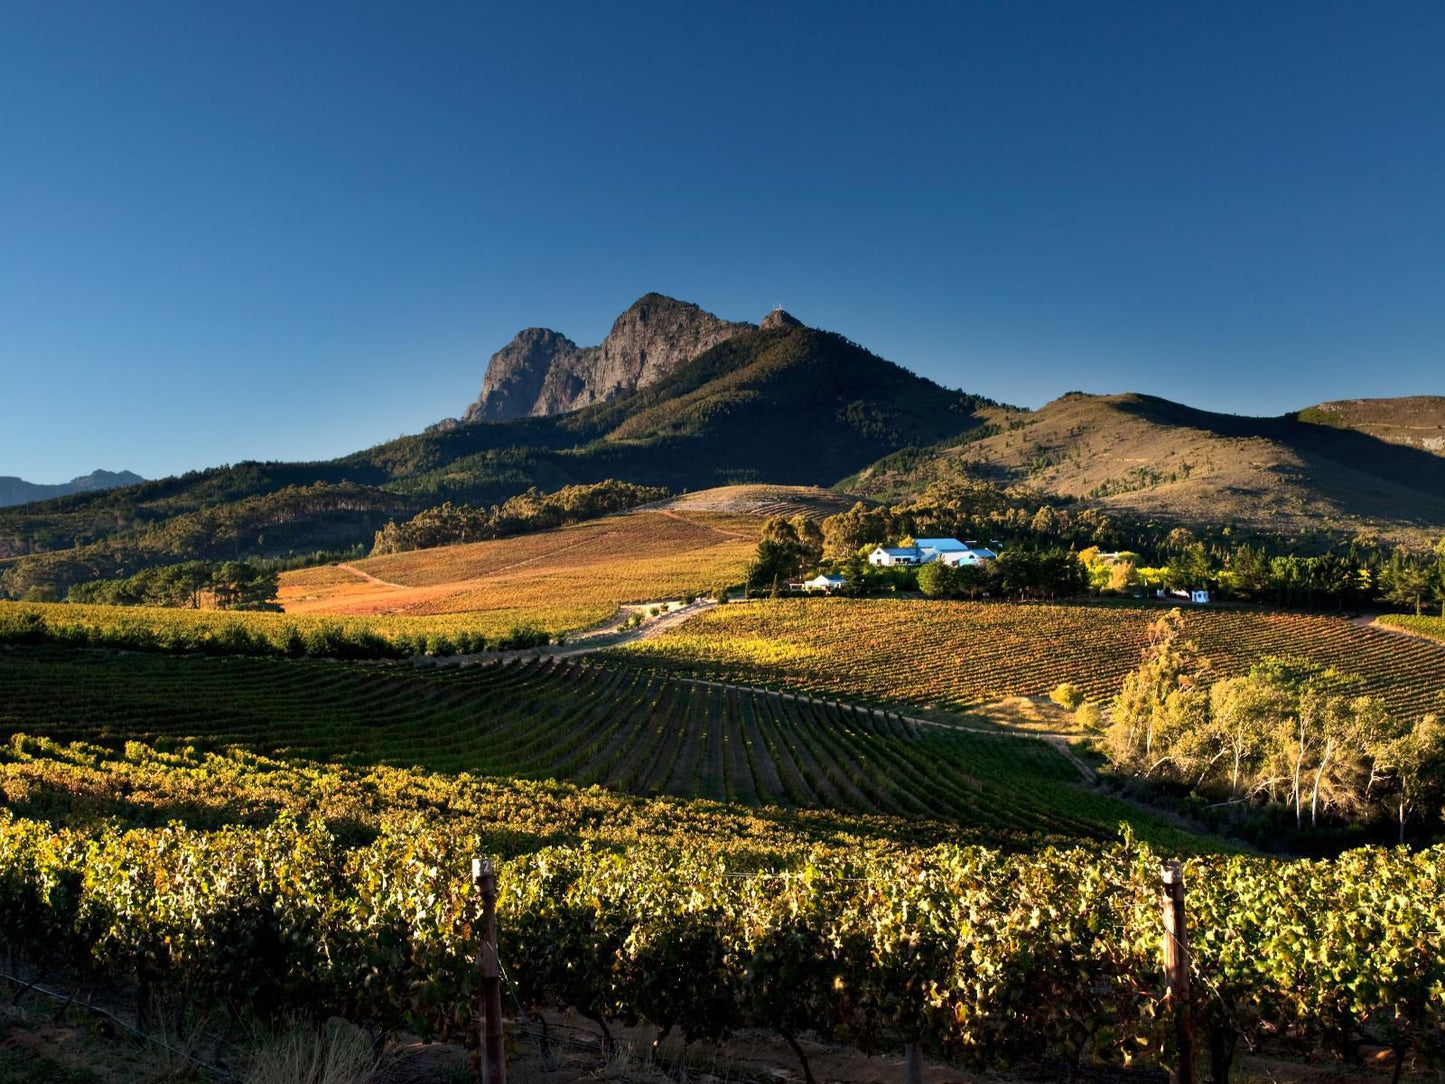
[0,761,1439,1080]
[617,598,1445,719]
[0,648,1188,845]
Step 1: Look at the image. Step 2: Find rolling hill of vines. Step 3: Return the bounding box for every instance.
[616,598,1445,720]
[0,647,1199,849]
[278,507,755,618]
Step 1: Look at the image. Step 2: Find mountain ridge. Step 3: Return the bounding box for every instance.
[844,390,1445,545]
[3,294,1442,598]
[0,469,146,509]
[1297,396,1445,456]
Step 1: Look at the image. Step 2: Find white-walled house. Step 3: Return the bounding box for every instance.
[804,573,846,592]
[868,538,998,567]
[868,546,925,566]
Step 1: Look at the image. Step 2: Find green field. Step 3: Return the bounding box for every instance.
[0,646,1197,848]
[614,597,1445,719]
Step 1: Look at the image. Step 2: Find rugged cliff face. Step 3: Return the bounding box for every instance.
[463,328,584,423]
[457,293,754,422]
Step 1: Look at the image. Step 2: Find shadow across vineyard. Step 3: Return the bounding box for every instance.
[0,645,1208,851]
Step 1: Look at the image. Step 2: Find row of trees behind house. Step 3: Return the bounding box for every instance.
[749,490,1445,613]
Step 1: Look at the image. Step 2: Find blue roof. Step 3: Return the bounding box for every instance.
[914,537,967,551]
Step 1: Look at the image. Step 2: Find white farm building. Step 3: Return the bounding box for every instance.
[867,538,998,568]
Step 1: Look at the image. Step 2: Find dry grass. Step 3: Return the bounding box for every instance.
[852,393,1445,544]
[278,564,366,589]
[278,510,756,623]
[242,1019,379,1084]
[1303,396,1445,455]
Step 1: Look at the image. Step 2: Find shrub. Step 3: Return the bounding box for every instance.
[1050,683,1086,712]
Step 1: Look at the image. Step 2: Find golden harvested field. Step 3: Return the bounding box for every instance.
[277,510,757,627]
[615,598,1445,720]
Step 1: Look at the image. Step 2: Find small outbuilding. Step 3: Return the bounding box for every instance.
[804,573,847,592]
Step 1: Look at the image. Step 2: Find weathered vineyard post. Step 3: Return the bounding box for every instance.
[903,1040,923,1084]
[1161,860,1195,1084]
[473,858,507,1084]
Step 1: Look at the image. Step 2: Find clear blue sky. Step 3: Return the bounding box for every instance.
[3,2,1443,482]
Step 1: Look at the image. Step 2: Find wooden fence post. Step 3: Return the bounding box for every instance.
[473,858,507,1084]
[1161,860,1195,1084]
[903,1040,923,1084]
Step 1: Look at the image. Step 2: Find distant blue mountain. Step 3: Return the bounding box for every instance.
[0,469,146,508]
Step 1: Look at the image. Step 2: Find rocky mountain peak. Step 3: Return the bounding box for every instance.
[461,327,583,424]
[760,307,803,330]
[455,294,754,422]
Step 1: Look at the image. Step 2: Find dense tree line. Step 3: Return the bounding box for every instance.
[0,483,412,601]
[370,480,670,555]
[917,549,1088,600]
[1102,536,1445,614]
[1100,610,1445,844]
[744,512,1088,600]
[67,560,280,610]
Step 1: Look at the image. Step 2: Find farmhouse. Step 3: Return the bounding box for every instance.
[804,573,846,592]
[937,541,999,567]
[1160,588,1213,604]
[867,538,998,567]
[868,546,926,567]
